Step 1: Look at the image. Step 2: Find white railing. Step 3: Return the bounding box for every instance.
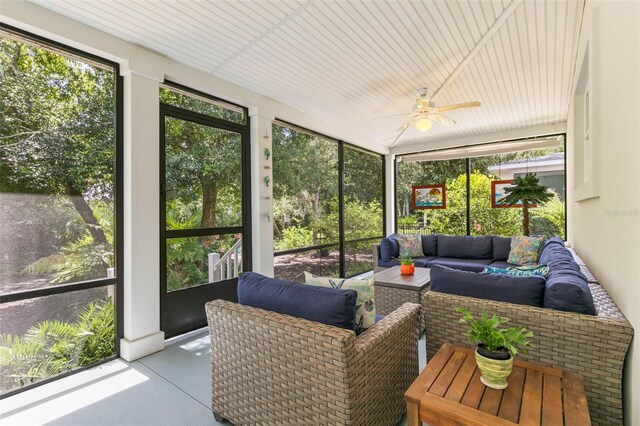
[208,238,243,282]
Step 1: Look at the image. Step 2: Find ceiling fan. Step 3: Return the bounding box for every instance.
[388,88,481,147]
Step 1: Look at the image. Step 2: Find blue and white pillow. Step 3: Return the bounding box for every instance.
[483,265,550,278]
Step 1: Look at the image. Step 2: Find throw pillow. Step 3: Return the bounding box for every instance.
[397,233,423,257]
[508,236,544,266]
[304,272,375,333]
[483,265,550,278]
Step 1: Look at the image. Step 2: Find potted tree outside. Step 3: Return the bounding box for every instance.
[501,173,553,236]
[457,308,533,390]
[397,250,415,275]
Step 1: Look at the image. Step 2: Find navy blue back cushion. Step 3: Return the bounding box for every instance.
[379,235,399,262]
[237,272,357,330]
[492,236,512,261]
[421,234,438,256]
[437,235,493,259]
[430,265,545,307]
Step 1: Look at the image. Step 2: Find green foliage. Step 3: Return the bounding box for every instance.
[397,215,417,226]
[396,250,413,265]
[530,192,565,239]
[501,173,554,236]
[501,173,554,207]
[456,308,533,356]
[0,299,115,392]
[274,226,313,251]
[427,172,522,236]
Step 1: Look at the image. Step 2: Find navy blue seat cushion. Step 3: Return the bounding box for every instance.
[427,257,493,272]
[421,234,438,256]
[237,272,357,330]
[492,236,512,261]
[430,265,545,307]
[544,271,595,315]
[375,314,384,323]
[412,256,437,267]
[437,235,493,259]
[378,259,400,268]
[379,235,399,262]
[489,260,518,269]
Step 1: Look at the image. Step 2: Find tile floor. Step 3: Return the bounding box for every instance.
[1,328,426,425]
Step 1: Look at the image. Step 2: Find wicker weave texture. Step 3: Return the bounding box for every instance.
[205,300,421,426]
[423,286,633,425]
[375,286,423,316]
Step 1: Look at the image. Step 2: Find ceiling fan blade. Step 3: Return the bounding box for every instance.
[389,123,412,149]
[429,113,456,126]
[396,116,418,132]
[374,112,412,119]
[435,101,481,112]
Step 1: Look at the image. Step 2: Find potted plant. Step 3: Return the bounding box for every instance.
[397,250,415,275]
[501,173,553,236]
[456,308,533,390]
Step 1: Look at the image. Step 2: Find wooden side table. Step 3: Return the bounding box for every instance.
[405,343,591,426]
[371,266,430,317]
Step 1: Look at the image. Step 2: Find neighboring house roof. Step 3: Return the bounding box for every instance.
[488,152,564,172]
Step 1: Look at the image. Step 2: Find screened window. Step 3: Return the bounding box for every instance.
[0,31,119,395]
[272,122,384,280]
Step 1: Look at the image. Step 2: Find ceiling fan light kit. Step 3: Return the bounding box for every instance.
[389,88,481,147]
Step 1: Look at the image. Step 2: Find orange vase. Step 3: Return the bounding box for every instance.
[400,264,415,275]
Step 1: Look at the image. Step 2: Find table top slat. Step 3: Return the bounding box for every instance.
[420,393,517,426]
[563,372,592,426]
[542,374,563,426]
[371,266,431,290]
[497,365,527,423]
[430,351,468,396]
[405,343,455,403]
[519,369,543,426]
[460,368,486,409]
[444,353,478,402]
[479,386,503,416]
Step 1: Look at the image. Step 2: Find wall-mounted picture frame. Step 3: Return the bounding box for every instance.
[413,184,446,210]
[491,180,536,208]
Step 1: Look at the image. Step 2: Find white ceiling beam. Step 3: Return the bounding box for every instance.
[431,0,523,101]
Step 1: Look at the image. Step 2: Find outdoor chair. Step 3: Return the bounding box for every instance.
[205,299,422,425]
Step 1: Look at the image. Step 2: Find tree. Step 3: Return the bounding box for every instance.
[501,173,554,236]
[161,89,243,247]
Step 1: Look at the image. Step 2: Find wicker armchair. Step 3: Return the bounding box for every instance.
[205,299,422,425]
[423,283,633,425]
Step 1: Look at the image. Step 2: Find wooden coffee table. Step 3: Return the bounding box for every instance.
[405,343,591,426]
[371,266,430,316]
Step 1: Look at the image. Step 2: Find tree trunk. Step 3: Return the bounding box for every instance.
[311,191,320,246]
[522,200,530,236]
[65,185,109,245]
[200,181,217,247]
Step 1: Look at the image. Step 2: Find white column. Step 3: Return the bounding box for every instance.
[120,63,165,361]
[385,154,396,236]
[249,107,275,276]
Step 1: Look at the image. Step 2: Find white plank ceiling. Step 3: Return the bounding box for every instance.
[29,0,585,153]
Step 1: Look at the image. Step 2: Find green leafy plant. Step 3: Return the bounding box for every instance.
[396,250,414,266]
[501,173,554,236]
[456,308,533,356]
[0,299,115,392]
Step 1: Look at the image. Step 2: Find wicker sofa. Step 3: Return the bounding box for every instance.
[205,299,422,425]
[423,283,632,425]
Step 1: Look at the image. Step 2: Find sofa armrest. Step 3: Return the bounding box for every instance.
[371,243,381,270]
[205,299,356,425]
[423,288,633,425]
[350,302,422,425]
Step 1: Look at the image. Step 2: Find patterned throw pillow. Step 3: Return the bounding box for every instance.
[483,265,549,278]
[304,272,375,333]
[508,236,545,266]
[396,234,423,257]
